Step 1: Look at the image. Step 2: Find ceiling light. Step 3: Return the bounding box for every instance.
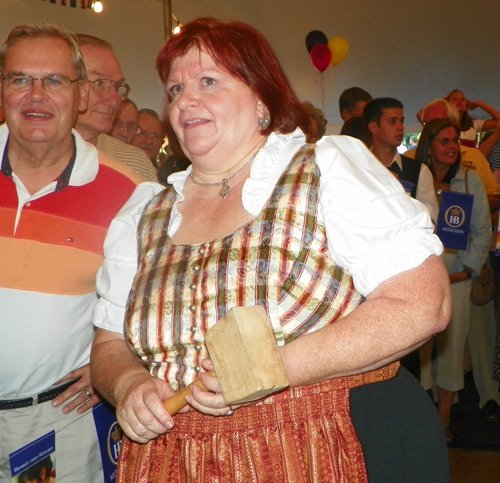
[91,1,103,13]
[172,13,182,35]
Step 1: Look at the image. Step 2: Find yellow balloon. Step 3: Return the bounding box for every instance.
[328,36,349,66]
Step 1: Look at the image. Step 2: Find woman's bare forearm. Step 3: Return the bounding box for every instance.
[90,328,150,406]
[280,255,451,387]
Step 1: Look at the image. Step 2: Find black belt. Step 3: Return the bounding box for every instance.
[0,379,78,410]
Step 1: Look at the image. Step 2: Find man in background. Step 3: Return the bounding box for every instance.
[74,34,157,182]
[364,97,438,222]
[109,98,140,145]
[364,97,438,380]
[338,86,372,123]
[133,108,166,166]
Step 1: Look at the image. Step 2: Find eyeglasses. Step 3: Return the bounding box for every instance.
[1,74,80,92]
[112,120,140,135]
[136,128,163,141]
[89,78,130,100]
[432,137,461,146]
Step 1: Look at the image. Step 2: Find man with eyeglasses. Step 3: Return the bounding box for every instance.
[406,98,500,423]
[110,98,140,145]
[74,34,157,182]
[0,22,143,482]
[132,108,166,166]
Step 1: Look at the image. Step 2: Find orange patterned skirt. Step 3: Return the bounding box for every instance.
[117,363,398,483]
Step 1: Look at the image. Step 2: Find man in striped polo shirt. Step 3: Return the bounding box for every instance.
[0,22,143,482]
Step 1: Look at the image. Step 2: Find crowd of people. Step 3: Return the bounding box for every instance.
[337,88,500,442]
[0,14,498,483]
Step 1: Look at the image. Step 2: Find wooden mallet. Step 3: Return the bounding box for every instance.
[162,306,289,414]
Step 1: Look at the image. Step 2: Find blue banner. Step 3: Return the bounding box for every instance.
[399,179,416,197]
[436,191,473,250]
[92,402,123,483]
[9,430,55,479]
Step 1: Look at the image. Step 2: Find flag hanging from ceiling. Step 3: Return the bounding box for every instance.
[39,0,92,8]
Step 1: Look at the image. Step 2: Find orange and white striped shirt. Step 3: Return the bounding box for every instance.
[0,125,142,398]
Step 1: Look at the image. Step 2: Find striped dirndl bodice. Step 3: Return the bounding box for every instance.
[124,145,364,390]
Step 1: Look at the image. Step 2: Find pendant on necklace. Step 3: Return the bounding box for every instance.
[218,179,230,198]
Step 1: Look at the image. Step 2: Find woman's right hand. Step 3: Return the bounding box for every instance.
[115,372,181,443]
[466,99,479,111]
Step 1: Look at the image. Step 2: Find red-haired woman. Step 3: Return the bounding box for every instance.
[91,18,451,483]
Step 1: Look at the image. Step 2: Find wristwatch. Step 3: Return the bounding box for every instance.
[463,267,473,280]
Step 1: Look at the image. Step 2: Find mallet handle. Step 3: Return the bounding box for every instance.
[162,372,213,415]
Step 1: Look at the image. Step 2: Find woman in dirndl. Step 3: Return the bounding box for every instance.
[91,17,451,483]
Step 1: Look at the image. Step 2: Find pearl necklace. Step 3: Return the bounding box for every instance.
[190,138,268,198]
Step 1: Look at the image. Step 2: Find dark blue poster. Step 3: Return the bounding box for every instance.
[399,179,416,197]
[436,191,473,250]
[10,430,56,480]
[92,402,123,483]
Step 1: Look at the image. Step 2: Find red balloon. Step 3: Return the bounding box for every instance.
[310,44,331,72]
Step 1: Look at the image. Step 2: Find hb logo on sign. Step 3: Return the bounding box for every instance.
[445,205,466,228]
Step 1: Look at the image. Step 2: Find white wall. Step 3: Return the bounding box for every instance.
[2,0,500,132]
[1,0,166,113]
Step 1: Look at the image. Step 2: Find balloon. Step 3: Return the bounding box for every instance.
[328,36,350,66]
[305,30,328,53]
[310,44,331,72]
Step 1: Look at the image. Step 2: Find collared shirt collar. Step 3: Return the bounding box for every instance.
[0,123,99,189]
[0,137,12,178]
[369,146,402,170]
[391,152,403,170]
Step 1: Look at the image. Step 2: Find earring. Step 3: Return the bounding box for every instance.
[259,115,270,129]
